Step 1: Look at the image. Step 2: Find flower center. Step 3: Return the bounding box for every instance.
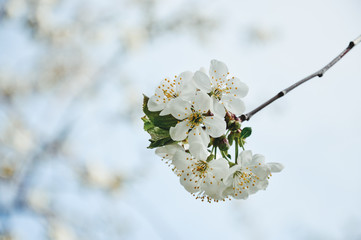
[162,89,178,99]
[188,111,204,127]
[155,76,182,103]
[196,161,208,173]
[211,87,223,100]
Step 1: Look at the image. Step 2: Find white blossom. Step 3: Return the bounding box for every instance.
[155,143,187,175]
[193,59,249,116]
[223,150,283,199]
[172,150,229,202]
[168,90,226,159]
[147,71,196,115]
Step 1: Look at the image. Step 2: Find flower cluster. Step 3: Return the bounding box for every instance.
[142,60,283,202]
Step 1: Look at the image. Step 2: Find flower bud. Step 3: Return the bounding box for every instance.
[227,120,235,129]
[217,135,230,151]
[228,132,235,145]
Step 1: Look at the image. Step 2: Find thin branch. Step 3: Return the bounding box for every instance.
[240,34,361,122]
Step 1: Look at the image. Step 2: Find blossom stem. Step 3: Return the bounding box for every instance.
[240,34,361,122]
[235,138,239,164]
[221,151,229,160]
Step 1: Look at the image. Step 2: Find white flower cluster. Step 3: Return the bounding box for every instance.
[143,60,283,202]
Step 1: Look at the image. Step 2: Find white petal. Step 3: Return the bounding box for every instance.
[169,120,190,141]
[180,171,200,193]
[232,186,249,199]
[256,179,269,190]
[159,98,175,116]
[209,59,228,82]
[208,158,229,179]
[189,141,210,160]
[178,71,196,100]
[202,181,226,200]
[252,165,270,180]
[212,98,226,117]
[168,97,192,120]
[222,95,246,115]
[203,115,226,138]
[193,71,212,93]
[155,144,184,159]
[172,151,193,170]
[247,183,260,195]
[193,91,211,114]
[226,77,249,98]
[175,71,193,92]
[188,126,210,148]
[252,154,266,165]
[147,95,165,112]
[199,67,207,74]
[268,162,284,173]
[239,150,253,167]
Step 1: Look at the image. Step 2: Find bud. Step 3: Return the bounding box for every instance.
[227,120,235,129]
[228,132,235,145]
[225,112,233,122]
[206,154,215,162]
[216,135,230,151]
[233,121,241,130]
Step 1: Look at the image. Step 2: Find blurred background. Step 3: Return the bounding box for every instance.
[0,0,361,239]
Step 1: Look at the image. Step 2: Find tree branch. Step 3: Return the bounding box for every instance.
[240,34,361,122]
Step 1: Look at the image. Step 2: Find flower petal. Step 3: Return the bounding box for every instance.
[203,115,226,138]
[168,97,192,120]
[189,141,210,160]
[268,162,284,173]
[169,120,190,141]
[175,71,192,91]
[256,179,269,190]
[202,181,226,200]
[178,71,196,100]
[209,59,228,83]
[147,95,165,112]
[188,126,210,148]
[239,150,253,167]
[159,98,174,116]
[193,71,212,93]
[155,144,184,159]
[224,165,242,185]
[222,95,246,115]
[193,91,211,114]
[212,97,226,117]
[172,150,193,170]
[208,158,229,179]
[252,154,266,165]
[180,171,200,193]
[226,77,249,98]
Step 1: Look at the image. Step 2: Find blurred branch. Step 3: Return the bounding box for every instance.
[13,123,73,208]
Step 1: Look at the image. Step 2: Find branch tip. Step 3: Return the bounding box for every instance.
[352,34,361,45]
[239,35,360,121]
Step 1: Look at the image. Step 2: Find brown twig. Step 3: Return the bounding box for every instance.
[240,34,361,122]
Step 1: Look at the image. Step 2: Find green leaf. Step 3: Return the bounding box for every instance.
[147,126,170,141]
[239,138,245,150]
[141,113,176,149]
[143,95,178,130]
[240,127,252,139]
[148,137,174,149]
[141,116,154,131]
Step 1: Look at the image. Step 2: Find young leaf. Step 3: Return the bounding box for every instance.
[240,127,252,139]
[148,137,174,149]
[141,116,154,131]
[143,95,178,130]
[142,115,176,148]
